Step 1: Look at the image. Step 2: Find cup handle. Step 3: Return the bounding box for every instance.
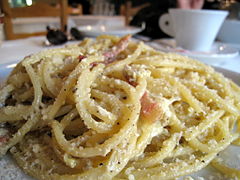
[159,13,174,37]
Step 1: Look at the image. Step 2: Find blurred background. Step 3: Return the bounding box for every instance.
[0,0,239,40]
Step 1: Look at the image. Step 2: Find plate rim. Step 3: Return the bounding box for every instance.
[77,25,143,37]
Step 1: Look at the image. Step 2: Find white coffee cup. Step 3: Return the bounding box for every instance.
[159,9,228,51]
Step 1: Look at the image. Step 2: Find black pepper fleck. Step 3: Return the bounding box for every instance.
[122,96,127,100]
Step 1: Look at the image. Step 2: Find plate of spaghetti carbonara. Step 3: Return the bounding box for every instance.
[0,35,240,180]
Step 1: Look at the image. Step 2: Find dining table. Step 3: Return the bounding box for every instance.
[0,35,239,89]
[2,15,125,40]
[0,36,240,87]
[0,35,240,72]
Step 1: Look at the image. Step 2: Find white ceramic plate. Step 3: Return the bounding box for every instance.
[77,25,142,37]
[0,62,240,180]
[149,39,239,65]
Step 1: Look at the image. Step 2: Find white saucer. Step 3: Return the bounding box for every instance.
[149,39,239,65]
[77,25,142,37]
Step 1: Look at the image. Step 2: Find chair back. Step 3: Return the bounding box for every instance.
[1,0,68,40]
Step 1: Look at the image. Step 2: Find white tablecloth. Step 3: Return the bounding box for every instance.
[0,36,239,74]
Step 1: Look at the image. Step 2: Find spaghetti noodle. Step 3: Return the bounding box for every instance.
[0,35,239,179]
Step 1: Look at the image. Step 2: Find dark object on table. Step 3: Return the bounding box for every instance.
[46,26,68,45]
[46,26,83,45]
[70,27,83,40]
